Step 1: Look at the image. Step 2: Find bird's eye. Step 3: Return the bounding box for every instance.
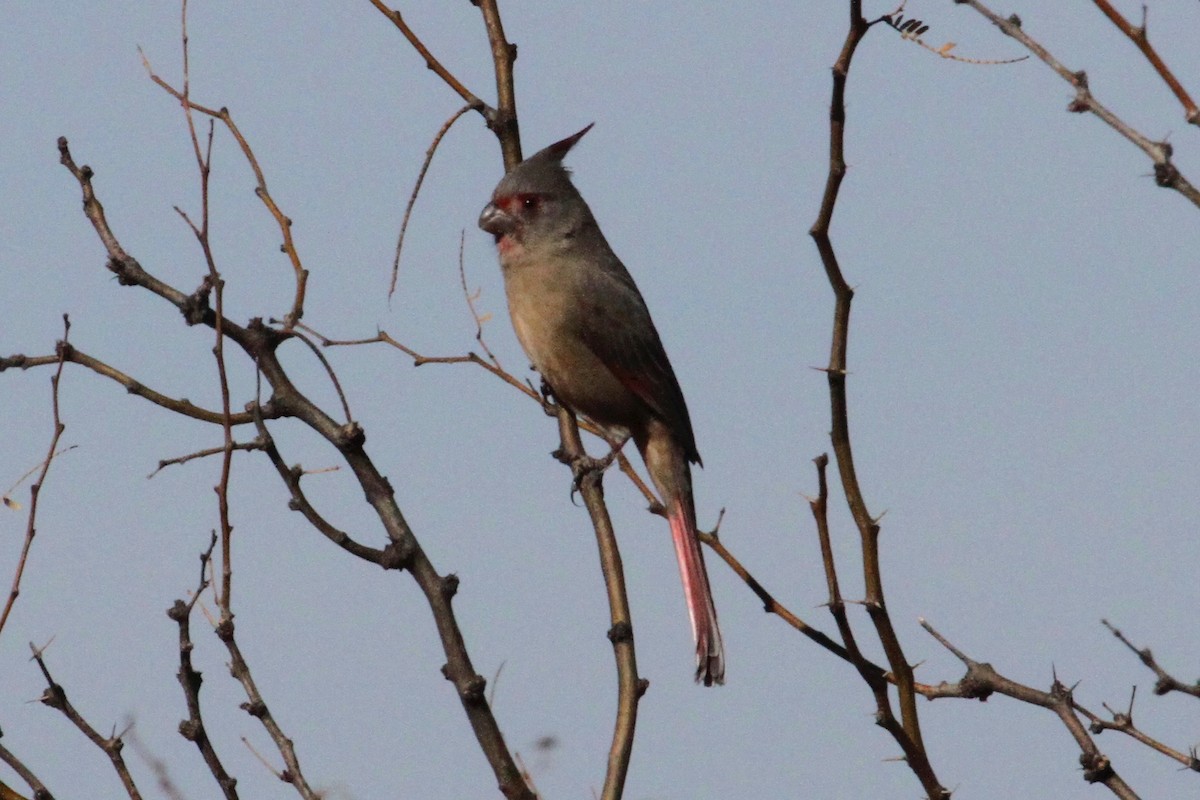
[522,196,539,210]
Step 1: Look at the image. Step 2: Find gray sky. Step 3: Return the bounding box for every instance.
[3,2,1198,798]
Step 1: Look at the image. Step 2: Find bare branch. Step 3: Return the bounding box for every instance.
[0,318,71,641]
[139,50,309,327]
[148,439,266,479]
[1090,0,1199,125]
[0,745,54,800]
[252,406,390,565]
[29,641,143,799]
[553,414,642,800]
[1101,619,1200,699]
[956,1,1200,208]
[389,103,476,300]
[57,136,533,795]
[476,0,522,168]
[808,5,945,797]
[366,2,490,120]
[167,535,239,799]
[217,614,317,797]
[0,348,282,427]
[920,619,1141,799]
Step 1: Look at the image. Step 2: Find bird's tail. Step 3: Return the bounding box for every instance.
[667,497,725,686]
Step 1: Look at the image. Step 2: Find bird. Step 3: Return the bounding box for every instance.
[478,124,724,685]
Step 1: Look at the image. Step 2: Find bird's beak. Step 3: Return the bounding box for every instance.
[478,202,515,238]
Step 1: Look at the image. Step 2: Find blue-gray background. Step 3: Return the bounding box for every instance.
[3,3,1197,798]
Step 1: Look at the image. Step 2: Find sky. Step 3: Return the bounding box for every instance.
[3,2,1199,798]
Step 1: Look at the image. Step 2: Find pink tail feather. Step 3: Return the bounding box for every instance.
[667,499,725,686]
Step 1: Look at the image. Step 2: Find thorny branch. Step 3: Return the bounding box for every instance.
[1102,619,1200,699]
[808,4,947,798]
[920,619,1140,799]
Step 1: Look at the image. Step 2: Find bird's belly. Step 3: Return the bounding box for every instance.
[511,303,643,429]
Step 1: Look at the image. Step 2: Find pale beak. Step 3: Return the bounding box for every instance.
[478,202,515,238]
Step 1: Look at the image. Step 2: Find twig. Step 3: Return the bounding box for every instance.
[2,446,78,511]
[0,317,71,641]
[0,745,53,800]
[29,641,144,799]
[883,9,1027,64]
[1,348,281,427]
[165,1,237,615]
[285,326,354,424]
[148,438,266,479]
[1101,619,1200,699]
[366,2,489,120]
[1073,686,1200,771]
[457,232,503,368]
[956,1,1200,208]
[1090,0,1199,125]
[252,405,389,565]
[139,49,309,327]
[389,103,476,300]
[219,615,318,797]
[167,534,239,799]
[475,0,522,168]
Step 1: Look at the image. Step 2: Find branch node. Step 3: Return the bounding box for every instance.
[607,621,633,645]
[179,718,201,740]
[241,699,268,719]
[166,598,189,623]
[337,421,366,447]
[380,539,415,571]
[457,674,487,705]
[1079,752,1114,783]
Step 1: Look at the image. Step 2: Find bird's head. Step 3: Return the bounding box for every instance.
[479,124,594,254]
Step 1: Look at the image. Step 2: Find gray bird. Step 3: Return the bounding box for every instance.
[479,125,724,685]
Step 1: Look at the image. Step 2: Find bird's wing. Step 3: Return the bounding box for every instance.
[576,267,702,466]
